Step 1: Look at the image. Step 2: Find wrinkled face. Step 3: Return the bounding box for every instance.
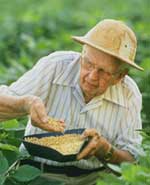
[80,46,125,101]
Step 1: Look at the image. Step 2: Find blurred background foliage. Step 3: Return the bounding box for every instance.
[0,0,149,127]
[0,0,150,184]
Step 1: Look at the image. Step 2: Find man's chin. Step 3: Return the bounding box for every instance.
[83,88,98,97]
[83,86,106,97]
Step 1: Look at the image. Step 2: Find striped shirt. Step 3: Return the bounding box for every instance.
[0,51,142,169]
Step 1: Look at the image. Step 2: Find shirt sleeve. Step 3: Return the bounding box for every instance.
[0,54,57,102]
[114,90,143,159]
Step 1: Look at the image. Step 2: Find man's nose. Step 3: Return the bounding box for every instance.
[89,69,99,80]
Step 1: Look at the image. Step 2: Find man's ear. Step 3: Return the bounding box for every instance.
[112,69,128,85]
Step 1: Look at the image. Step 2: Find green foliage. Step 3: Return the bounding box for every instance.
[0,0,149,126]
[0,176,6,185]
[97,160,150,185]
[0,151,9,174]
[27,176,65,185]
[0,152,41,185]
[0,143,18,153]
[0,119,63,185]
[97,130,150,185]
[121,163,150,183]
[11,165,41,182]
[97,173,125,185]
[0,0,150,184]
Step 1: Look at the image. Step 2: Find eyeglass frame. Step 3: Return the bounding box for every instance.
[81,55,126,79]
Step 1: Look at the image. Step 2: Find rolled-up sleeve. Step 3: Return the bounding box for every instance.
[0,55,57,102]
[115,91,143,159]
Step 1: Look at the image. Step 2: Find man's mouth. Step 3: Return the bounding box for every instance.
[85,80,98,89]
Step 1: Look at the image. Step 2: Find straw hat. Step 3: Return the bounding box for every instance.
[72,19,143,71]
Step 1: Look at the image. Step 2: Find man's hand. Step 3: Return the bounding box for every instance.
[77,128,135,164]
[23,96,65,132]
[77,128,111,160]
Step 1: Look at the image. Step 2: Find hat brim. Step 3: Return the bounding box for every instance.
[72,36,144,71]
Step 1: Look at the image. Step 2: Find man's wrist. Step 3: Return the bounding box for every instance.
[95,141,115,162]
[103,145,115,161]
[22,95,38,113]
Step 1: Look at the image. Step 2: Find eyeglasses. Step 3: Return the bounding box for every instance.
[81,55,122,78]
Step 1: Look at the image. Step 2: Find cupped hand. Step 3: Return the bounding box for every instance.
[23,95,65,132]
[77,128,110,160]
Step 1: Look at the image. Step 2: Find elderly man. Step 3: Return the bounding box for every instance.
[0,19,143,185]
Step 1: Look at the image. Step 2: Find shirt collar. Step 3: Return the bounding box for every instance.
[103,79,127,108]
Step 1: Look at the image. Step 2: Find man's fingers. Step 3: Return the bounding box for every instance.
[30,107,52,131]
[30,108,41,126]
[34,105,49,123]
[77,136,99,160]
[38,122,63,132]
[32,120,65,132]
[32,99,49,123]
[82,128,100,138]
[57,120,65,127]
[31,110,65,132]
[29,97,66,132]
[77,128,102,160]
[31,118,65,132]
[77,144,96,160]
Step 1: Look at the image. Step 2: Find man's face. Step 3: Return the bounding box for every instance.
[80,46,124,101]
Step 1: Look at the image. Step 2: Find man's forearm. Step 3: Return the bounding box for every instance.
[77,129,135,164]
[96,140,135,164]
[0,94,65,132]
[107,148,135,164]
[0,95,33,121]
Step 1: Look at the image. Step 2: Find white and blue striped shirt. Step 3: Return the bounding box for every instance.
[0,51,142,169]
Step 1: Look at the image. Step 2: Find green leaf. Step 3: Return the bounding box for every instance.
[0,151,9,174]
[2,150,19,166]
[141,58,150,70]
[97,173,124,185]
[107,163,122,174]
[0,143,19,152]
[121,163,137,182]
[121,162,150,183]
[12,165,41,182]
[0,176,6,185]
[1,119,19,130]
[28,176,65,185]
[0,132,8,141]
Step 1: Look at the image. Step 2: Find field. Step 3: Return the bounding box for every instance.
[0,0,150,184]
